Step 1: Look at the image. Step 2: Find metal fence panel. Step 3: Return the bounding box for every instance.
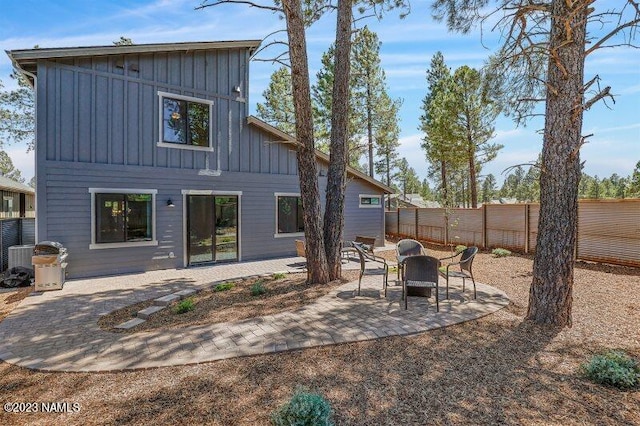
[385,211,398,235]
[417,208,446,243]
[388,199,639,267]
[1,219,20,271]
[577,200,640,267]
[485,204,527,250]
[398,209,416,237]
[448,208,483,247]
[21,218,36,245]
[528,204,539,252]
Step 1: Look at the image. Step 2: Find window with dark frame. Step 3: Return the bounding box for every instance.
[277,196,304,234]
[162,96,210,147]
[95,193,153,244]
[360,196,381,206]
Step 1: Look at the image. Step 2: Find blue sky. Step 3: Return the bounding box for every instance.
[1,0,638,184]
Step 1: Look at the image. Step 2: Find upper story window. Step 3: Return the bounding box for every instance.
[158,91,214,151]
[89,188,158,249]
[275,193,304,237]
[359,194,382,208]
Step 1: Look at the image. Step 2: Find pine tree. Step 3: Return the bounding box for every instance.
[0,71,35,151]
[256,67,296,135]
[373,90,401,188]
[481,174,497,203]
[0,151,25,183]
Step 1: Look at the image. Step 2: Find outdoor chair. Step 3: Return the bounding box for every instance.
[354,235,376,255]
[395,239,426,281]
[402,255,439,311]
[438,246,478,299]
[352,241,389,296]
[295,239,306,258]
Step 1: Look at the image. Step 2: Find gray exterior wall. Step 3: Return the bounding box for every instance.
[34,47,385,278]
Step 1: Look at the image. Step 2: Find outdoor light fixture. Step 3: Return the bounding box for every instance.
[167,199,175,208]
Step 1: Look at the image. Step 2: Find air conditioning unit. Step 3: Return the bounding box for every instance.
[8,245,35,269]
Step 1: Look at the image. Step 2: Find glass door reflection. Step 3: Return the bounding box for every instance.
[188,195,238,264]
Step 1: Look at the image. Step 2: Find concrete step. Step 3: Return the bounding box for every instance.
[114,318,146,330]
[137,305,165,319]
[174,289,197,299]
[154,294,181,306]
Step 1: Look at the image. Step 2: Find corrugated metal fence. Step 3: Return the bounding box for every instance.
[385,200,640,267]
[0,218,36,271]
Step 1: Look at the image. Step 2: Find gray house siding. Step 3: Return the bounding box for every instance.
[26,44,387,279]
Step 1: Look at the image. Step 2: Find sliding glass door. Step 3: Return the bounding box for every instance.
[188,195,238,264]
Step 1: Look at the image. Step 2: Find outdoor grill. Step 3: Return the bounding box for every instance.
[32,241,68,291]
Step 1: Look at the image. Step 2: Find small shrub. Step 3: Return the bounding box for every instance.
[251,280,267,296]
[272,272,287,280]
[455,245,467,254]
[271,390,334,426]
[213,282,235,292]
[492,248,511,257]
[580,350,640,389]
[174,298,195,314]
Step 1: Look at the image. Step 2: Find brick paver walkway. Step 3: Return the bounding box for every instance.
[0,256,508,372]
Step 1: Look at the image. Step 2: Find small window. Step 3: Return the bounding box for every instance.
[276,194,304,236]
[90,189,158,249]
[359,194,382,208]
[158,92,213,151]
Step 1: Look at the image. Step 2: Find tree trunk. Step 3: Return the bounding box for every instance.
[526,0,587,327]
[386,155,391,209]
[367,84,374,177]
[324,0,352,280]
[468,144,478,208]
[282,0,330,284]
[440,160,448,207]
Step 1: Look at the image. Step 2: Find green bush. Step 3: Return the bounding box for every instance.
[213,282,235,292]
[174,298,195,314]
[580,350,640,389]
[492,248,511,257]
[251,280,267,296]
[271,390,334,426]
[272,272,287,280]
[455,245,467,254]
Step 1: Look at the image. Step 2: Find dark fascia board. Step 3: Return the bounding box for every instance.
[6,40,262,73]
[247,116,394,194]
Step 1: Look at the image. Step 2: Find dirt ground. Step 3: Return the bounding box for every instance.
[0,242,638,425]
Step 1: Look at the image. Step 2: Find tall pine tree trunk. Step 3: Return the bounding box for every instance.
[526,0,587,327]
[468,144,478,208]
[440,160,448,206]
[367,85,374,177]
[324,0,352,280]
[282,0,330,284]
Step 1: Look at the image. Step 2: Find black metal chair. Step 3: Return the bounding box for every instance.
[438,246,478,299]
[352,241,389,296]
[402,255,440,311]
[395,239,425,281]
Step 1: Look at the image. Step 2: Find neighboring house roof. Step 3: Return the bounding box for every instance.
[247,116,394,194]
[0,175,35,194]
[7,40,262,82]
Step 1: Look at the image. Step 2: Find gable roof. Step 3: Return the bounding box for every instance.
[247,116,393,194]
[0,175,34,194]
[7,40,262,80]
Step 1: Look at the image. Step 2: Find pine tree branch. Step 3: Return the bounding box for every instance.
[585,16,640,56]
[196,0,282,13]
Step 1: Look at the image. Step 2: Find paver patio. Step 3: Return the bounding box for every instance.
[0,255,509,372]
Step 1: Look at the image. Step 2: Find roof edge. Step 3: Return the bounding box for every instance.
[247,116,393,194]
[7,40,262,63]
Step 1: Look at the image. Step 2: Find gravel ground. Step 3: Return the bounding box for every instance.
[0,241,638,425]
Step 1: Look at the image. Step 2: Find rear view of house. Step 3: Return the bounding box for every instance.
[7,41,390,278]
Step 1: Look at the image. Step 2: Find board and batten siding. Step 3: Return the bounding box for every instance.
[33,47,386,278]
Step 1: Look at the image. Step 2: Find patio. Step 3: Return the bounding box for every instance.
[0,253,508,372]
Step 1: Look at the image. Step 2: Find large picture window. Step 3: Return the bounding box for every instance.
[90,189,158,249]
[158,92,213,151]
[276,194,304,236]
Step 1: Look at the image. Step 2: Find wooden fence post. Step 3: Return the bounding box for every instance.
[415,209,419,240]
[397,208,400,235]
